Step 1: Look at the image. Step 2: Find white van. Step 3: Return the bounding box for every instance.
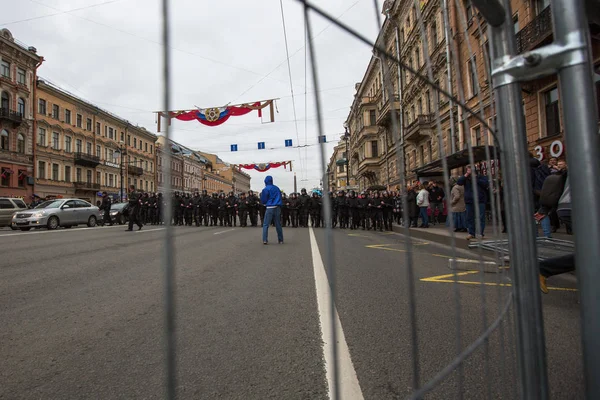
[0,198,28,228]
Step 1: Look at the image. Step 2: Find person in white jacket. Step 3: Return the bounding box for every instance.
[416,182,430,228]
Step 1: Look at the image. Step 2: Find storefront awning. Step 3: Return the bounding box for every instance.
[413,146,499,178]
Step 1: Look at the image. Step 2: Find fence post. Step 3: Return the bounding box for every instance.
[488,0,549,398]
[551,0,600,397]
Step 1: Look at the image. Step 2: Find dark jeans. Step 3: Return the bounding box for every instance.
[263,207,283,243]
[466,202,486,236]
[419,207,429,227]
[540,210,574,278]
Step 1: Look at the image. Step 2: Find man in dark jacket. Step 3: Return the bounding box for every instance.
[288,193,300,227]
[200,190,210,226]
[126,185,143,231]
[209,193,219,226]
[346,191,359,230]
[238,192,249,227]
[428,181,445,224]
[192,192,202,226]
[298,188,310,227]
[459,166,489,239]
[406,184,420,227]
[337,191,349,229]
[226,192,237,227]
[309,192,322,228]
[281,193,290,227]
[358,192,370,230]
[260,175,284,244]
[100,192,113,226]
[247,190,259,227]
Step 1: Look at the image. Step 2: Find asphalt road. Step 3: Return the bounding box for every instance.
[0,224,583,399]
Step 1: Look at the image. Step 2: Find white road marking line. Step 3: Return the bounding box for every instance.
[213,229,235,235]
[135,228,165,233]
[0,224,122,237]
[308,227,364,400]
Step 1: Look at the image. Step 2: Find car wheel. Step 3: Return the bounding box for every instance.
[87,215,97,227]
[119,215,126,225]
[47,216,59,230]
[20,227,31,231]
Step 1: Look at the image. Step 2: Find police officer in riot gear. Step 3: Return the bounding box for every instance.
[298,188,310,227]
[126,185,143,231]
[288,193,299,227]
[238,192,249,227]
[247,190,259,227]
[201,190,210,226]
[192,191,202,226]
[210,193,219,226]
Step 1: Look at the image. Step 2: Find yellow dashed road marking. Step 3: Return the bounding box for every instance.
[420,270,578,291]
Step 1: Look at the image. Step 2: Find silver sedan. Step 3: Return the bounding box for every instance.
[11,198,102,231]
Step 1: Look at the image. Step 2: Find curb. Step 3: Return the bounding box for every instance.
[392,225,471,249]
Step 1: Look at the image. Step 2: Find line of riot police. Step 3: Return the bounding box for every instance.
[120,188,406,231]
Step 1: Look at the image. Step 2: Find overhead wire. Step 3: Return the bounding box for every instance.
[0,0,124,26]
[232,0,364,104]
[20,0,292,87]
[279,0,305,182]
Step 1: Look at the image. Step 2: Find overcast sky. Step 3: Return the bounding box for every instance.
[3,0,383,193]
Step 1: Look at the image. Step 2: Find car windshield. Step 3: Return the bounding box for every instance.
[35,200,63,209]
[111,203,126,210]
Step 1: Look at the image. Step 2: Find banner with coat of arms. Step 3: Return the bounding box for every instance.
[235,161,292,172]
[158,99,276,128]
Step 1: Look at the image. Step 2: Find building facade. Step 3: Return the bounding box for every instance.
[344,0,600,189]
[35,80,157,203]
[0,29,42,200]
[327,139,352,192]
[154,136,243,195]
[198,151,249,194]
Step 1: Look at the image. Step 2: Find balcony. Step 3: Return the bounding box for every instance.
[404,113,434,142]
[0,150,32,165]
[516,6,552,54]
[74,181,101,190]
[377,94,401,126]
[127,165,144,176]
[0,108,23,126]
[74,152,100,168]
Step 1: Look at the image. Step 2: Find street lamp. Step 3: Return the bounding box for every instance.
[343,124,351,189]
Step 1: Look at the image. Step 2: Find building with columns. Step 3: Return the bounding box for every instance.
[0,29,43,200]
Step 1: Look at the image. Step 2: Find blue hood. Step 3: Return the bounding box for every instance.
[260,175,282,207]
[457,176,466,186]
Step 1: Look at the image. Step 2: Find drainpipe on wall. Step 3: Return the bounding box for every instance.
[442,0,457,155]
[385,7,405,186]
[32,57,45,200]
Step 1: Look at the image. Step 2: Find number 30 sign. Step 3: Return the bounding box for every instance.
[534,140,564,161]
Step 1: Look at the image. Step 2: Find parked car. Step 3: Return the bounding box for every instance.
[106,202,129,225]
[11,198,102,231]
[0,198,28,228]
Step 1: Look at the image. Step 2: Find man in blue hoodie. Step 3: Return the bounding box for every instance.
[260,175,284,245]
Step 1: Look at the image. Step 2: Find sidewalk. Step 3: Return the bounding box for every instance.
[392,220,574,249]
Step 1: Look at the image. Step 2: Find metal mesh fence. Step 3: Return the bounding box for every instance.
[157,0,600,398]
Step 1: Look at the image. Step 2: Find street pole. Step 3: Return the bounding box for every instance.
[293,172,297,193]
[119,144,124,203]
